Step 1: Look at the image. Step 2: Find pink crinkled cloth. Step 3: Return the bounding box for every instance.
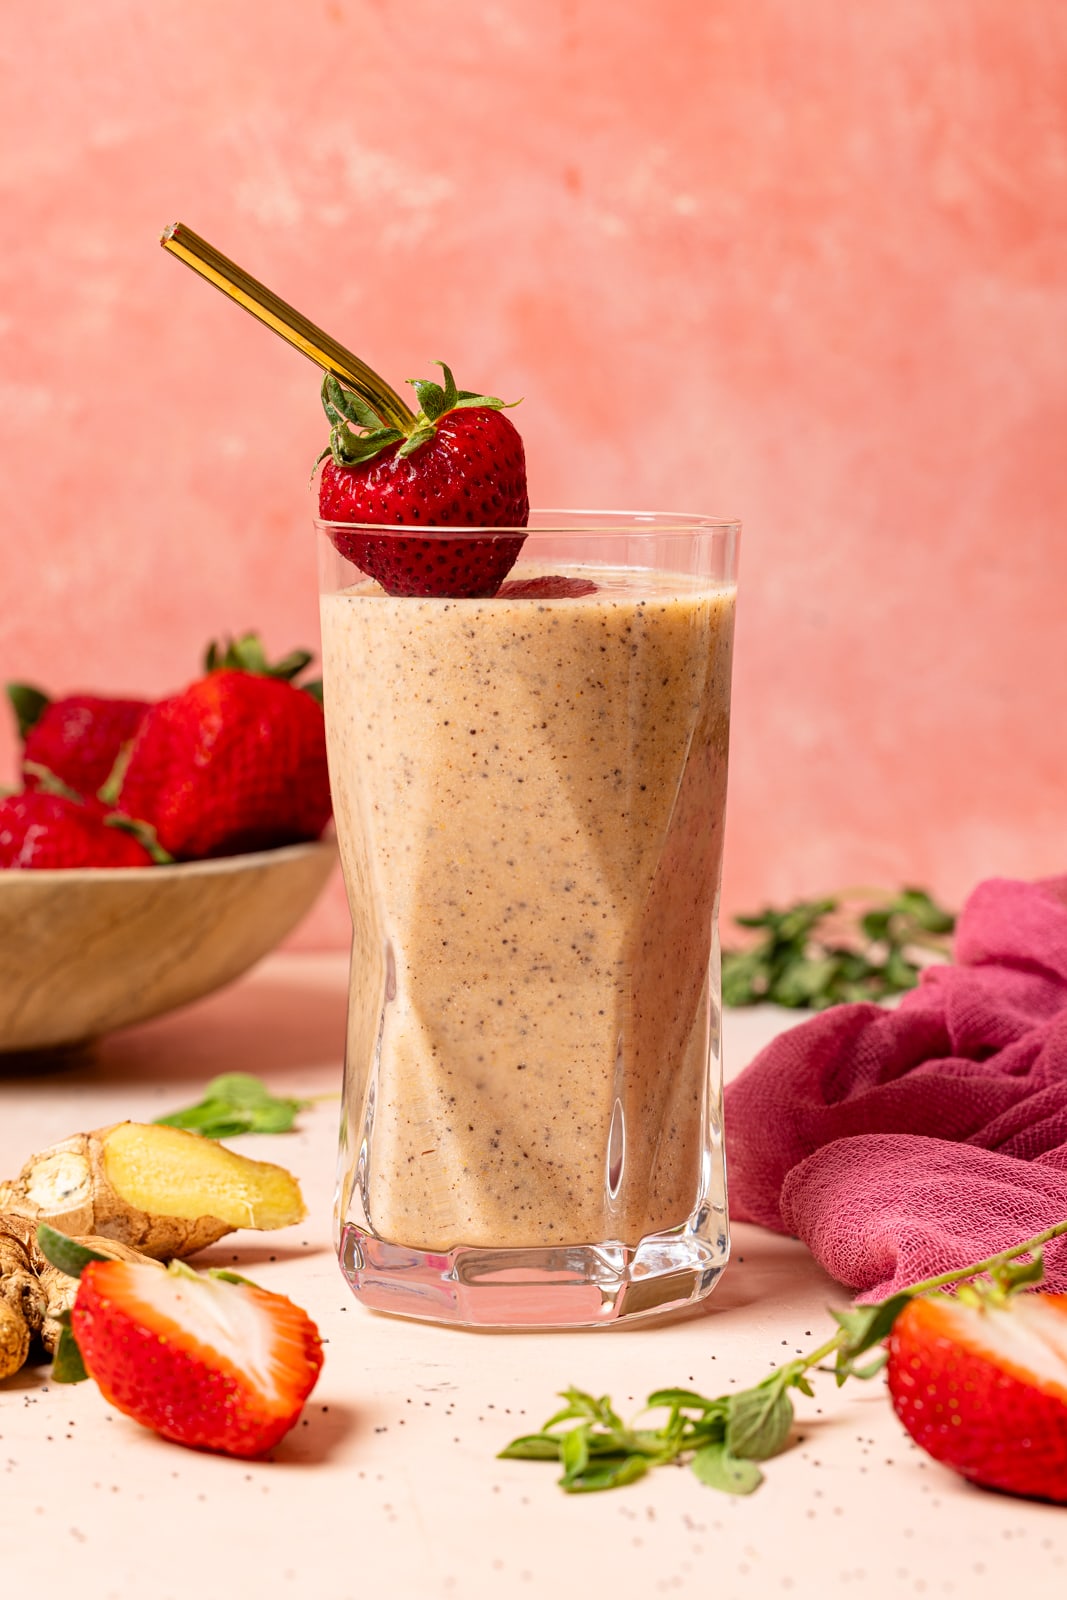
[722,875,1067,1300]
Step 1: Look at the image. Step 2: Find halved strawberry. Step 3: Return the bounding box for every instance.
[70,1258,324,1458]
[886,1291,1067,1503]
[317,364,528,597]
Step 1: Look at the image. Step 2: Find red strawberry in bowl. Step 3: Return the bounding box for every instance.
[886,1288,1067,1503]
[0,791,156,869]
[7,684,150,800]
[317,364,529,598]
[116,634,331,860]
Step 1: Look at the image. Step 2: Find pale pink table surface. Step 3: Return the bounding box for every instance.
[2,953,1065,1600]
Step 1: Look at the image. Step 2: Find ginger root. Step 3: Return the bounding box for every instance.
[5,1121,306,1260]
[0,1300,29,1380]
[0,1120,307,1382]
[0,1232,42,1380]
[0,1227,158,1379]
[36,1236,160,1355]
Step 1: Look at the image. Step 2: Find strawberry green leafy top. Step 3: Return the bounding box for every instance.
[319,364,519,469]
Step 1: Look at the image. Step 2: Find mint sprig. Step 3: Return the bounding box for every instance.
[721,887,956,1010]
[499,1218,1067,1495]
[154,1073,309,1138]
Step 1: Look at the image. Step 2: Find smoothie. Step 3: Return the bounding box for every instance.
[322,561,735,1255]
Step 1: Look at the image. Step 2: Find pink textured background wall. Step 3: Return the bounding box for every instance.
[2,2,1065,947]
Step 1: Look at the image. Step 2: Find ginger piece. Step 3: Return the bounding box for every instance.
[0,1300,28,1380]
[0,1232,43,1379]
[0,1119,306,1383]
[35,1235,160,1355]
[0,1225,165,1381]
[0,1229,45,1334]
[6,1121,306,1260]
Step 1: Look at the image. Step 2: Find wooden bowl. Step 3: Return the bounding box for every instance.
[0,839,337,1053]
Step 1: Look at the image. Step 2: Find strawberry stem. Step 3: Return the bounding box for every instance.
[22,762,84,803]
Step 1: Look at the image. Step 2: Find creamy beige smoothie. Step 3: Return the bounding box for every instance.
[322,565,735,1253]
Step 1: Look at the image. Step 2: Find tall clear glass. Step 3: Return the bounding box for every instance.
[317,511,740,1328]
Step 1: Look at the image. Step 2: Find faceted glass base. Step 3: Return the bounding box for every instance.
[338,1215,730,1329]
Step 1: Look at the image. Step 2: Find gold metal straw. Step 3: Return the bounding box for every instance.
[160,222,415,430]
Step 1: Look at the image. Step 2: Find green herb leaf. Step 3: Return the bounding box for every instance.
[721,888,956,1011]
[154,1073,309,1138]
[52,1317,89,1385]
[498,1434,564,1462]
[543,1387,625,1432]
[561,1455,649,1493]
[646,1387,726,1414]
[560,1424,591,1479]
[846,1351,889,1381]
[35,1225,112,1280]
[993,1251,1046,1293]
[831,1293,913,1366]
[690,1441,763,1494]
[894,887,956,936]
[861,908,893,943]
[724,1382,795,1461]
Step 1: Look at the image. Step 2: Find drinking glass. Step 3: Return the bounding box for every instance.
[318,511,740,1327]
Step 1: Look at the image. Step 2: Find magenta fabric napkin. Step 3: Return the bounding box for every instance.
[723,876,1067,1299]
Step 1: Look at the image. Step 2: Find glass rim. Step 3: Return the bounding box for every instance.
[314,508,741,538]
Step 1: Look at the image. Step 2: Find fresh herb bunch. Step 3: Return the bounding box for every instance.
[721,887,956,1010]
[498,1220,1067,1496]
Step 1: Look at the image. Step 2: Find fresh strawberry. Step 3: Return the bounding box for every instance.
[7,683,150,799]
[116,635,331,860]
[70,1258,324,1458]
[886,1290,1067,1503]
[317,365,528,597]
[497,575,598,600]
[0,791,155,869]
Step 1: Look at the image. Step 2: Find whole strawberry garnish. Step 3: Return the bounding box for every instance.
[0,791,155,869]
[887,1289,1067,1503]
[68,1256,323,1458]
[317,365,528,597]
[7,683,150,800]
[116,634,331,860]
